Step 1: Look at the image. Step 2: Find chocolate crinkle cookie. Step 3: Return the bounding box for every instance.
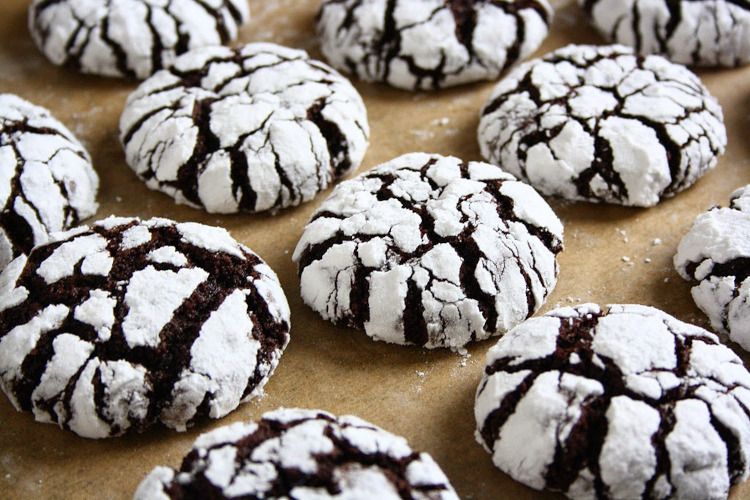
[478,44,727,207]
[120,43,370,214]
[0,216,290,439]
[134,408,459,499]
[675,185,750,352]
[29,0,249,79]
[0,94,98,270]
[293,153,563,350]
[317,0,553,90]
[579,0,750,67]
[475,303,750,500]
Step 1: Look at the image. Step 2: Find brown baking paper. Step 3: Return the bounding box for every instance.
[1,1,750,498]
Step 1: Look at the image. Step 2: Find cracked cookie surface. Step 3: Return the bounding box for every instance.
[580,0,750,67]
[675,185,750,352]
[135,408,459,499]
[120,43,370,214]
[0,94,98,270]
[475,303,750,500]
[292,153,563,350]
[317,0,553,90]
[0,216,290,439]
[29,0,249,79]
[478,44,726,207]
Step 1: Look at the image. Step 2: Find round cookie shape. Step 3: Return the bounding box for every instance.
[120,43,370,214]
[0,94,99,269]
[292,153,563,350]
[0,216,290,439]
[317,0,553,90]
[135,408,459,499]
[579,0,750,67]
[675,185,750,352]
[475,303,750,500]
[29,0,249,79]
[478,44,727,207]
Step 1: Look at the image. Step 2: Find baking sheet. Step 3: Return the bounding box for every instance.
[1,0,750,498]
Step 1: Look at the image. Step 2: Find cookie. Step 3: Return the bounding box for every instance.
[675,185,750,352]
[292,153,563,350]
[0,94,98,270]
[29,0,249,79]
[478,44,727,207]
[0,216,290,439]
[317,0,553,90]
[579,0,750,67]
[475,303,750,500]
[120,43,370,214]
[135,408,459,499]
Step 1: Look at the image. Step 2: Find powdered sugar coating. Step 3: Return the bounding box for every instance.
[675,185,750,352]
[478,44,726,207]
[0,217,290,438]
[475,303,750,499]
[134,408,459,499]
[317,0,553,90]
[29,0,249,79]
[580,0,750,67]
[293,153,563,350]
[0,94,98,269]
[120,43,370,214]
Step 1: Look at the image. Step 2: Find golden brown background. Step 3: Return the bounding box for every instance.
[1,0,750,498]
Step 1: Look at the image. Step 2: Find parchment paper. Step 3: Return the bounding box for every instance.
[1,1,749,498]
